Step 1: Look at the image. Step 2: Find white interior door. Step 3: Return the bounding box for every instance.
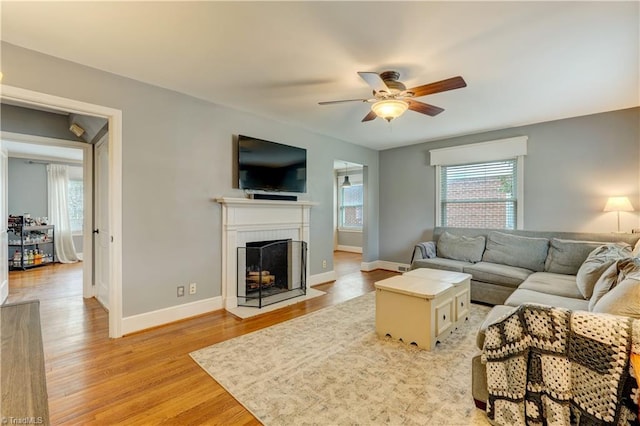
[95,136,110,309]
[0,141,8,303]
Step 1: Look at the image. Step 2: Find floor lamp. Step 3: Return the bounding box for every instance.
[603,196,634,233]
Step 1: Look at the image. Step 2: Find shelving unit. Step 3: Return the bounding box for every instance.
[8,216,55,270]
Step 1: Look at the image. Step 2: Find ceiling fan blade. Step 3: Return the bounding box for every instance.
[407,99,444,116]
[362,110,377,122]
[318,99,368,105]
[407,76,467,97]
[357,72,390,93]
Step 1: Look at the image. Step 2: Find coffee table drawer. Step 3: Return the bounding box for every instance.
[454,287,470,322]
[435,298,454,336]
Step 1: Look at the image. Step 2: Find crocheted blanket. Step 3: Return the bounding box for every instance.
[482,304,640,425]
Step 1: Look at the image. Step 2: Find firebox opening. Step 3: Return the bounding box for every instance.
[237,239,307,308]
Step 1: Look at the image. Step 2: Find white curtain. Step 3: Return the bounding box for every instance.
[47,164,79,263]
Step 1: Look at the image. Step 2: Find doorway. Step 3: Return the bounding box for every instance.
[1,84,123,338]
[333,160,365,254]
[2,132,92,297]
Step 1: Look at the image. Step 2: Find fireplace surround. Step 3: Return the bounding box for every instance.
[215,197,316,311]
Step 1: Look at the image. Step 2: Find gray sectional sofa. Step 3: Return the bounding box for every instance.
[410,227,640,305]
[409,227,640,409]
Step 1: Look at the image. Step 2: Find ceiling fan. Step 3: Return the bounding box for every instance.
[319,71,467,122]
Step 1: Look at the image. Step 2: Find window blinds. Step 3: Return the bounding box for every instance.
[440,159,517,229]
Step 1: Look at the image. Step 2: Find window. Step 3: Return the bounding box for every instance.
[338,176,363,230]
[430,136,527,230]
[439,160,517,229]
[68,179,83,233]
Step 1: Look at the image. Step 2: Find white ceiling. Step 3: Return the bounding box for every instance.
[2,1,638,150]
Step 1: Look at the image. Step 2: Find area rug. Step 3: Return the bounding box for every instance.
[190,292,492,425]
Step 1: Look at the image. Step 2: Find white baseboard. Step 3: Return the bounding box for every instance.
[122,296,223,335]
[377,260,411,272]
[360,260,411,273]
[0,280,7,304]
[309,270,338,286]
[360,261,379,272]
[335,245,363,254]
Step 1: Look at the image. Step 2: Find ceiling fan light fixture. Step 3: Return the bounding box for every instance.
[371,99,409,122]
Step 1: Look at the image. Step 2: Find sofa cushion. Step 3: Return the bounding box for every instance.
[588,262,620,311]
[463,262,531,288]
[591,275,640,319]
[436,231,485,263]
[518,272,583,299]
[545,238,605,275]
[482,231,549,272]
[576,243,632,299]
[475,305,517,350]
[505,289,589,311]
[410,257,471,273]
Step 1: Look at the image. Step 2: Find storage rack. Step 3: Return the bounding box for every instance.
[8,215,55,270]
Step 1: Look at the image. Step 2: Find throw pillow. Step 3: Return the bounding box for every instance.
[436,231,485,263]
[544,238,606,275]
[592,275,640,319]
[482,231,549,272]
[576,243,632,299]
[615,257,640,281]
[588,261,620,311]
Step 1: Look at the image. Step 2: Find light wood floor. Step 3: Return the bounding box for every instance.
[6,252,397,425]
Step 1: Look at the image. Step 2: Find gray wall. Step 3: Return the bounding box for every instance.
[0,42,380,317]
[7,158,47,218]
[337,231,363,248]
[379,107,640,263]
[1,104,83,141]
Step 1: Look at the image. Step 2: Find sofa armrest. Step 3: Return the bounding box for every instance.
[410,241,436,264]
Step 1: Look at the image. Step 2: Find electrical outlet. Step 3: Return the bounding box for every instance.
[177,286,185,297]
[189,282,197,295]
[322,260,327,269]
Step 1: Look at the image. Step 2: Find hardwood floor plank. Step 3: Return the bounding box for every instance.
[5,253,397,424]
[1,300,50,424]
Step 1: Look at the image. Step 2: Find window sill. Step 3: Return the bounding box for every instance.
[338,228,363,233]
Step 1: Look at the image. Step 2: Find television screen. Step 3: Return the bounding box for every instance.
[238,135,307,193]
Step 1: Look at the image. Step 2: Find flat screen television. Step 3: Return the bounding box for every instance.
[237,135,307,193]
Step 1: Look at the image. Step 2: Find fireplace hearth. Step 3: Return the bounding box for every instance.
[237,239,307,308]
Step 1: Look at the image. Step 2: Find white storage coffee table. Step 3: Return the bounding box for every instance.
[375,269,471,350]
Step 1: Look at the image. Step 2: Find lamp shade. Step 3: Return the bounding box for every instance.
[603,196,634,212]
[341,175,351,188]
[371,99,409,122]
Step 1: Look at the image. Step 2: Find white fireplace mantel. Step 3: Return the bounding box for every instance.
[215,197,317,310]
